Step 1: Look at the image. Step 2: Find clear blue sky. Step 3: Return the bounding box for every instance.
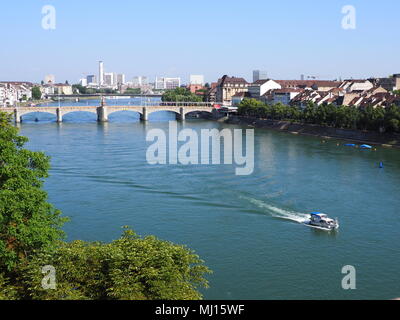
[1,0,399,83]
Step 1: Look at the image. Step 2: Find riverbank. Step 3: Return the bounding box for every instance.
[226,115,400,148]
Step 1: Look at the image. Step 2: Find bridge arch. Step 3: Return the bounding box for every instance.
[20,111,57,122]
[184,109,214,116]
[107,110,142,122]
[62,110,98,122]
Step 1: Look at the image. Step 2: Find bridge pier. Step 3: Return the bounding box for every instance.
[178,107,186,121]
[97,106,108,122]
[56,107,63,123]
[140,107,148,121]
[14,108,21,123]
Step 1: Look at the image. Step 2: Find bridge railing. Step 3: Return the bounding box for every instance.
[1,101,225,110]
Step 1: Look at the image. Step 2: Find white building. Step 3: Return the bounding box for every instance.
[248,79,281,99]
[155,77,181,90]
[79,78,88,87]
[87,75,97,86]
[104,73,115,86]
[116,74,126,85]
[0,82,34,106]
[272,88,302,105]
[190,75,204,85]
[132,76,148,87]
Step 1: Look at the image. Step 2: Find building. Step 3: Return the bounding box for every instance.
[44,74,55,85]
[104,73,115,86]
[271,88,303,105]
[54,83,73,95]
[0,82,34,105]
[188,84,205,94]
[190,75,204,85]
[132,76,148,87]
[339,80,374,92]
[86,75,97,86]
[248,79,281,99]
[253,70,268,82]
[216,75,249,105]
[99,61,104,86]
[79,78,88,87]
[276,80,341,92]
[155,77,181,90]
[371,74,400,91]
[232,92,250,106]
[116,74,126,85]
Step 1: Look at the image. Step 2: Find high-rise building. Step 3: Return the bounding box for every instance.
[190,75,204,85]
[116,74,126,85]
[132,76,148,87]
[86,75,97,85]
[253,70,268,82]
[104,72,115,86]
[99,61,104,86]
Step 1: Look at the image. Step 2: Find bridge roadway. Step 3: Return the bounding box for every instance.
[2,103,217,123]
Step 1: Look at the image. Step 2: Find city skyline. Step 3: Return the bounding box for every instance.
[1,0,399,83]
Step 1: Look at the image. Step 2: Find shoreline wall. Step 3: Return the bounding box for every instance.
[226,115,400,148]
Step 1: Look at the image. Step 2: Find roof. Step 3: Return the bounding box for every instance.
[218,75,248,86]
[251,79,272,85]
[273,88,303,94]
[276,80,341,88]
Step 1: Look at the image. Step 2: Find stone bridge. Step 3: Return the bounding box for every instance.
[2,103,218,123]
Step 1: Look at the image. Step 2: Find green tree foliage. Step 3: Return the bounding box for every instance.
[72,84,87,94]
[31,87,42,100]
[19,228,210,300]
[124,88,141,95]
[0,112,67,272]
[237,99,400,133]
[162,88,202,102]
[0,111,211,300]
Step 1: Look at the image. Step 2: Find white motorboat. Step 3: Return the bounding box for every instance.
[305,213,339,231]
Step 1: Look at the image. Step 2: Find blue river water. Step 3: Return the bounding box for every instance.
[18,99,400,300]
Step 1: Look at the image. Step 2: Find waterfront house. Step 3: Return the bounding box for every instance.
[339,79,374,93]
[216,75,248,106]
[275,80,341,92]
[53,83,73,95]
[248,79,281,100]
[271,88,303,105]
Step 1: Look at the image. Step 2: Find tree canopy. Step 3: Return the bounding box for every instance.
[162,88,203,102]
[0,111,211,300]
[31,87,42,100]
[237,99,400,133]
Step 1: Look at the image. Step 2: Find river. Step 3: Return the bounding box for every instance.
[18,99,400,300]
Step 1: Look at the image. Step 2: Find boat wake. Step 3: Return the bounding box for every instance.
[241,196,309,224]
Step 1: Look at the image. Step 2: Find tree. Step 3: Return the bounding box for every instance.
[20,228,211,300]
[0,111,211,300]
[31,87,42,100]
[162,88,202,102]
[124,88,141,95]
[0,112,67,272]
